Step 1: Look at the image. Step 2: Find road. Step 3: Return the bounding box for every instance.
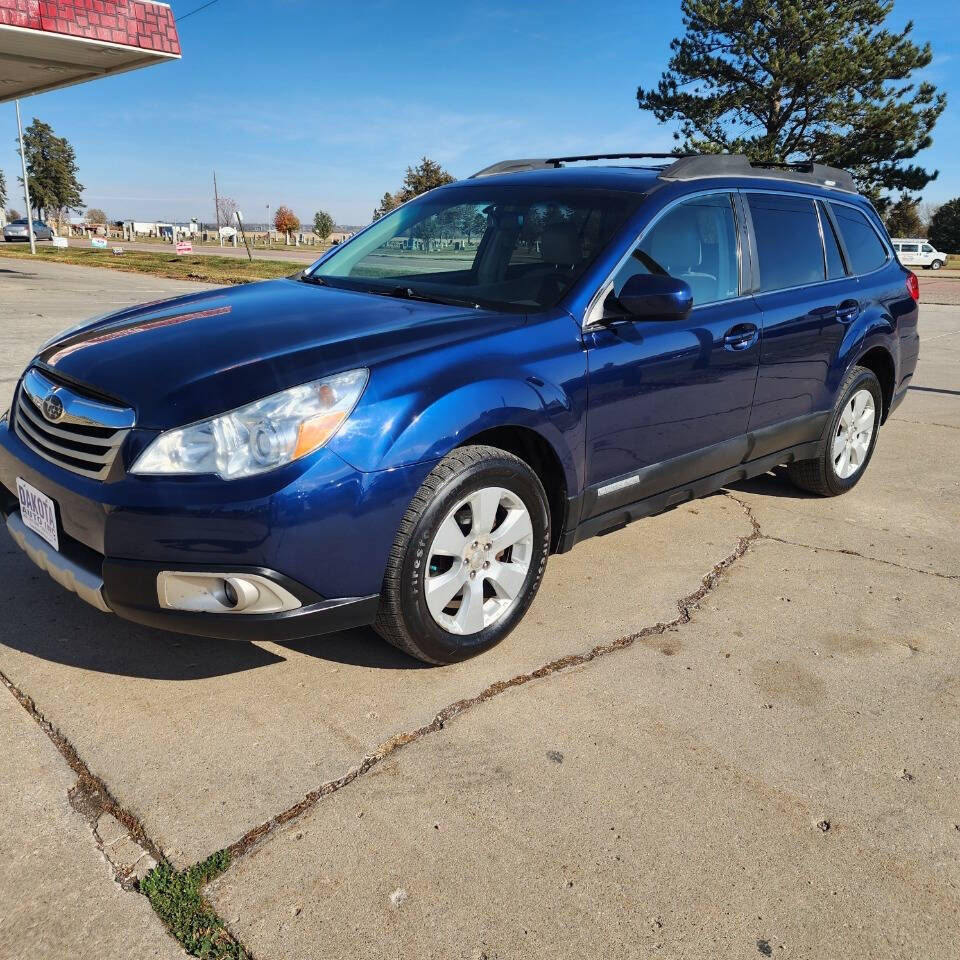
[0,260,957,960]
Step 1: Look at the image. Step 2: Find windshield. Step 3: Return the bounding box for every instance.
[308,185,642,312]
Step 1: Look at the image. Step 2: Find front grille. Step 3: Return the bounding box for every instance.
[14,369,134,481]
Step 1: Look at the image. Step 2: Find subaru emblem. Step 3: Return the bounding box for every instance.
[42,394,65,423]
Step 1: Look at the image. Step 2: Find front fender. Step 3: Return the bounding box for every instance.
[332,374,584,495]
[325,311,588,494]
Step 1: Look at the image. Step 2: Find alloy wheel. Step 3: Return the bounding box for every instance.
[832,388,876,479]
[424,486,534,635]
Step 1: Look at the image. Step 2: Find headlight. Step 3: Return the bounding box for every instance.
[131,369,368,480]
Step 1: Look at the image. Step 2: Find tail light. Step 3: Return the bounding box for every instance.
[906,271,920,302]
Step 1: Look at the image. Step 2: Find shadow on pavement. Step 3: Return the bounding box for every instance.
[0,547,285,681]
[908,385,960,397]
[276,626,431,670]
[727,467,817,499]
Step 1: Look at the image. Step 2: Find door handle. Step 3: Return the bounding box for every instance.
[836,299,860,323]
[723,323,759,351]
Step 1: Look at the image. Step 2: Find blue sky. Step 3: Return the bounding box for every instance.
[3,0,958,225]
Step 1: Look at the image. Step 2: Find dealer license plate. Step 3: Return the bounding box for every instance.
[16,478,59,552]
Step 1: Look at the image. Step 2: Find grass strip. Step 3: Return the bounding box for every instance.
[0,244,300,285]
[141,851,249,959]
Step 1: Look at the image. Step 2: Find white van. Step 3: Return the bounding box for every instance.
[892,238,947,270]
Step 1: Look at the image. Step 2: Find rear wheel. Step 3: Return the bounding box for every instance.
[375,445,551,664]
[786,366,882,497]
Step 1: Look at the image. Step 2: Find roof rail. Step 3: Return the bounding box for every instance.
[469,152,857,193]
[660,155,857,192]
[470,152,693,178]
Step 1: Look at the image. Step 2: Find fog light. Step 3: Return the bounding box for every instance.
[222,579,239,608]
[157,571,302,614]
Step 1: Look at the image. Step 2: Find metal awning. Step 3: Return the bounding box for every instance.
[0,0,180,103]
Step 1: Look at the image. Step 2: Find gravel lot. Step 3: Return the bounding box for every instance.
[0,259,957,960]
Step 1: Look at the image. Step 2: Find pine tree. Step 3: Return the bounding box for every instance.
[372,157,455,220]
[928,200,960,254]
[17,118,84,223]
[637,0,946,208]
[884,196,923,237]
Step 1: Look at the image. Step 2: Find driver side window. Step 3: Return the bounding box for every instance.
[612,193,740,308]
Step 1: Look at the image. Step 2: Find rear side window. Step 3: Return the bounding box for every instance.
[830,203,888,275]
[817,202,847,280]
[613,192,740,307]
[901,243,919,253]
[747,193,824,292]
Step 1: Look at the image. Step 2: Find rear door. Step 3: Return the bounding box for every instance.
[582,190,761,513]
[745,192,860,447]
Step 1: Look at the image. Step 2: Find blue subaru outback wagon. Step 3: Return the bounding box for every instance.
[0,154,920,663]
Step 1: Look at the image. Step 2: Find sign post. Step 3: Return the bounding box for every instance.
[235,211,253,262]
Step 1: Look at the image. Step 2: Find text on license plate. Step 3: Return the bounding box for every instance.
[16,477,59,552]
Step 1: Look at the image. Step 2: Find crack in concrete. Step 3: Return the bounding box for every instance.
[721,487,959,581]
[890,417,960,431]
[0,668,166,867]
[761,534,959,581]
[224,496,764,862]
[67,779,158,890]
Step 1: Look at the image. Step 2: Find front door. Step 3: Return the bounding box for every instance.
[583,191,761,517]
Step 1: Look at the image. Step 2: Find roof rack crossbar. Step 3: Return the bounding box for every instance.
[542,152,695,166]
[470,152,694,178]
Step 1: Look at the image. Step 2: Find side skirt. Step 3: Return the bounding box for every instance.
[557,438,822,552]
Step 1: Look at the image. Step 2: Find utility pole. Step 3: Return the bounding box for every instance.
[213,170,221,239]
[15,100,36,255]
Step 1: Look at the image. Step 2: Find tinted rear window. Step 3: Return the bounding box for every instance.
[830,203,888,275]
[748,194,824,292]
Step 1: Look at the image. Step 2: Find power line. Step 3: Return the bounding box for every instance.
[175,0,219,22]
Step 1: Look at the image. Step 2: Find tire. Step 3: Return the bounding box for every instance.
[374,445,551,664]
[930,259,943,271]
[787,365,882,497]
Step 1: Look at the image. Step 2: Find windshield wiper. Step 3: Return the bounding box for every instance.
[298,272,328,286]
[378,285,480,309]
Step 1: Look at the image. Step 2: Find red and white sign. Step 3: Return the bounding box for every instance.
[0,1,182,104]
[175,241,193,255]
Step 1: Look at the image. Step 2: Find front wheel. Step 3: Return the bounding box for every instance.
[930,259,944,271]
[787,365,882,497]
[375,445,551,664]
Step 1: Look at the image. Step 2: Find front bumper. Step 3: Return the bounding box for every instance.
[0,417,431,641]
[2,503,379,640]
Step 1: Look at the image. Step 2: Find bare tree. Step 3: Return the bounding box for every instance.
[216,195,238,229]
[918,201,941,236]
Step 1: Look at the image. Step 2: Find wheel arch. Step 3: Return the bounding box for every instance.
[457,424,570,553]
[854,345,896,422]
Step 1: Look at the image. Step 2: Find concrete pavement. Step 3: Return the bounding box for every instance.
[0,261,957,959]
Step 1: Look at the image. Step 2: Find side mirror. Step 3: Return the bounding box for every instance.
[615,274,693,321]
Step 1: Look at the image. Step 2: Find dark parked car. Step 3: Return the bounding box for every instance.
[3,218,55,242]
[0,154,920,663]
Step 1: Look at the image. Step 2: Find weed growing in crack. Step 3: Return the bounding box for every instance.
[140,850,247,959]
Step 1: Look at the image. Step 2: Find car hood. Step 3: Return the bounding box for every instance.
[35,278,516,429]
